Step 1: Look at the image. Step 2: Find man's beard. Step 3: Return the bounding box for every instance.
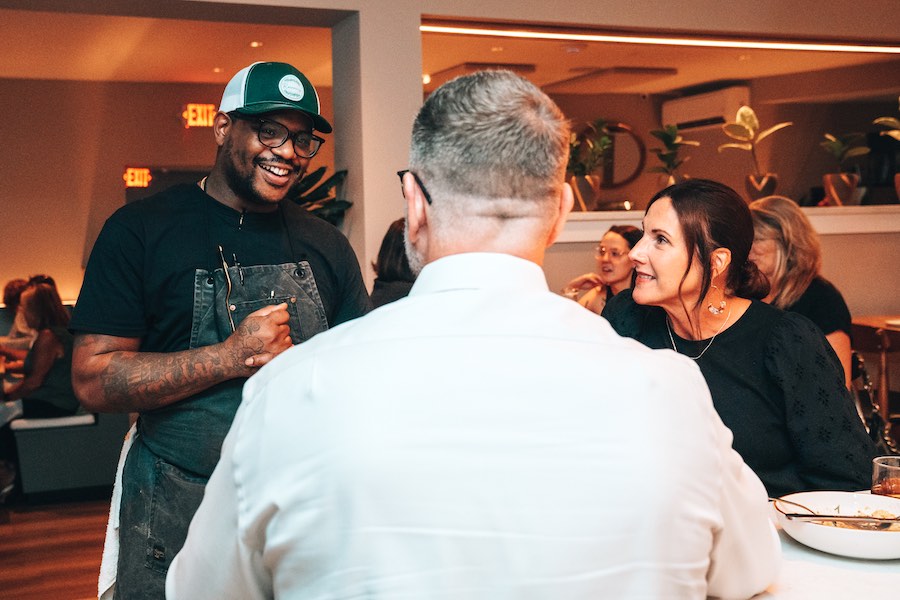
[403,224,426,276]
[222,138,299,207]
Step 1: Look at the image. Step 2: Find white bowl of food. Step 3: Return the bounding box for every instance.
[774,491,900,560]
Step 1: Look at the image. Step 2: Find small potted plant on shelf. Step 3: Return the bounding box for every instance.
[567,118,612,211]
[873,96,900,199]
[649,124,700,186]
[819,132,870,205]
[718,105,792,201]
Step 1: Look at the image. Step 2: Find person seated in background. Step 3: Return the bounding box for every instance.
[603,179,875,497]
[370,217,416,308]
[0,282,79,501]
[749,195,853,387]
[1,282,79,415]
[0,278,37,351]
[562,225,641,314]
[167,70,779,600]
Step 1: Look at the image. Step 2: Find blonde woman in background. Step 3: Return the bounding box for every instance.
[562,225,642,314]
[749,195,852,387]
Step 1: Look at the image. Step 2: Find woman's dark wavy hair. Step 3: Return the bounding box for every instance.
[606,225,642,250]
[23,283,69,330]
[646,179,769,314]
[372,218,415,283]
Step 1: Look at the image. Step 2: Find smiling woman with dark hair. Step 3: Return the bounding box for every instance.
[602,178,875,496]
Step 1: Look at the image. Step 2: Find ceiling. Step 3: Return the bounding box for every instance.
[1,8,898,100]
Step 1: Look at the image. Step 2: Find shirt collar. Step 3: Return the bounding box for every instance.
[409,253,549,296]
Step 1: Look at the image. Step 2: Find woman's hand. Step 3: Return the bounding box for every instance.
[568,272,605,290]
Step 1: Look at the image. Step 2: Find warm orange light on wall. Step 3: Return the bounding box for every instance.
[181,103,217,128]
[124,167,152,188]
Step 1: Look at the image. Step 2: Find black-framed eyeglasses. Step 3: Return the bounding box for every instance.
[230,113,325,158]
[397,169,433,205]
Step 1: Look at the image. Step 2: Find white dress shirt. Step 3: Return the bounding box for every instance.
[167,253,780,600]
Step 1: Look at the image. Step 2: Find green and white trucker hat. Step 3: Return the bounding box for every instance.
[219,61,332,134]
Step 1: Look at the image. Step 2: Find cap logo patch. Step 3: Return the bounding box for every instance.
[278,75,305,101]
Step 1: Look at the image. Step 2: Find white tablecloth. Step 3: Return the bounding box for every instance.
[757,527,900,598]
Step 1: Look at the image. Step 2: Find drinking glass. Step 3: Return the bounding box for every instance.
[871,456,900,498]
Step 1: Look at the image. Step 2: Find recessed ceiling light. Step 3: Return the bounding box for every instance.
[250,41,263,48]
[213,67,223,73]
[422,74,432,85]
[491,46,503,52]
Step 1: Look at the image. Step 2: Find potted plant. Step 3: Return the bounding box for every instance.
[873,97,900,199]
[718,105,792,200]
[292,167,353,227]
[819,132,870,205]
[649,124,700,186]
[567,118,612,211]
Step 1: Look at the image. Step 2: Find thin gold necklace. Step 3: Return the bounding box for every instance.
[665,305,733,360]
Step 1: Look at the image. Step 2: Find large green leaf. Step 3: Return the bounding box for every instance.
[722,123,752,141]
[755,122,793,144]
[735,106,759,132]
[843,146,870,160]
[292,166,327,195]
[874,117,900,129]
[717,142,752,152]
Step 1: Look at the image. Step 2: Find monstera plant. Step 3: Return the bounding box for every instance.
[718,105,792,200]
[292,167,352,226]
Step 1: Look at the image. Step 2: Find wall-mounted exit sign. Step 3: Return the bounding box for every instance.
[182,103,217,128]
[123,167,152,188]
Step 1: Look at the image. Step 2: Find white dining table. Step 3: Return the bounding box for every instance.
[756,524,900,598]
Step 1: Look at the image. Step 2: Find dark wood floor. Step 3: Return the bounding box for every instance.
[0,494,109,600]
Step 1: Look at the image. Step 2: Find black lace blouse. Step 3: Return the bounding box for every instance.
[603,290,876,497]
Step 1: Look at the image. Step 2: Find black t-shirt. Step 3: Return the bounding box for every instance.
[71,183,370,352]
[602,290,875,497]
[785,276,852,338]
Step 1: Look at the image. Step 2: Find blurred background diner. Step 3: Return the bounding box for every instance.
[749,195,853,386]
[1,281,80,502]
[561,225,641,313]
[370,217,416,308]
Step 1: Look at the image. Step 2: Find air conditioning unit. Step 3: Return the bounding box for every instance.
[661,86,749,131]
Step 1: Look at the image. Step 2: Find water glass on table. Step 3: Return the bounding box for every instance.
[871,456,900,498]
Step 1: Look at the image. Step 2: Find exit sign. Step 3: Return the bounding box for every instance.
[124,167,152,188]
[182,103,217,128]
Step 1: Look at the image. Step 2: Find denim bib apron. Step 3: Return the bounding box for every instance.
[114,201,328,599]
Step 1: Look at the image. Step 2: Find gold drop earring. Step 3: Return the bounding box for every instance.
[708,285,726,315]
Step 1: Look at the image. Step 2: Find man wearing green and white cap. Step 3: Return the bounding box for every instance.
[70,62,370,599]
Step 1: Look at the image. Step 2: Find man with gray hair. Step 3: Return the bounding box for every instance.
[167,70,779,599]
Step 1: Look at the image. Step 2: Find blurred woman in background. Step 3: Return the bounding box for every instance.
[1,283,78,416]
[602,179,874,496]
[749,195,852,386]
[562,225,641,314]
[0,282,78,500]
[370,218,416,308]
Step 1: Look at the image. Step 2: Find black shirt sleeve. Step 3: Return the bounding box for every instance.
[764,312,875,492]
[70,209,149,338]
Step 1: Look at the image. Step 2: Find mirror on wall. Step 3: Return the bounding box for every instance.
[421,26,900,209]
